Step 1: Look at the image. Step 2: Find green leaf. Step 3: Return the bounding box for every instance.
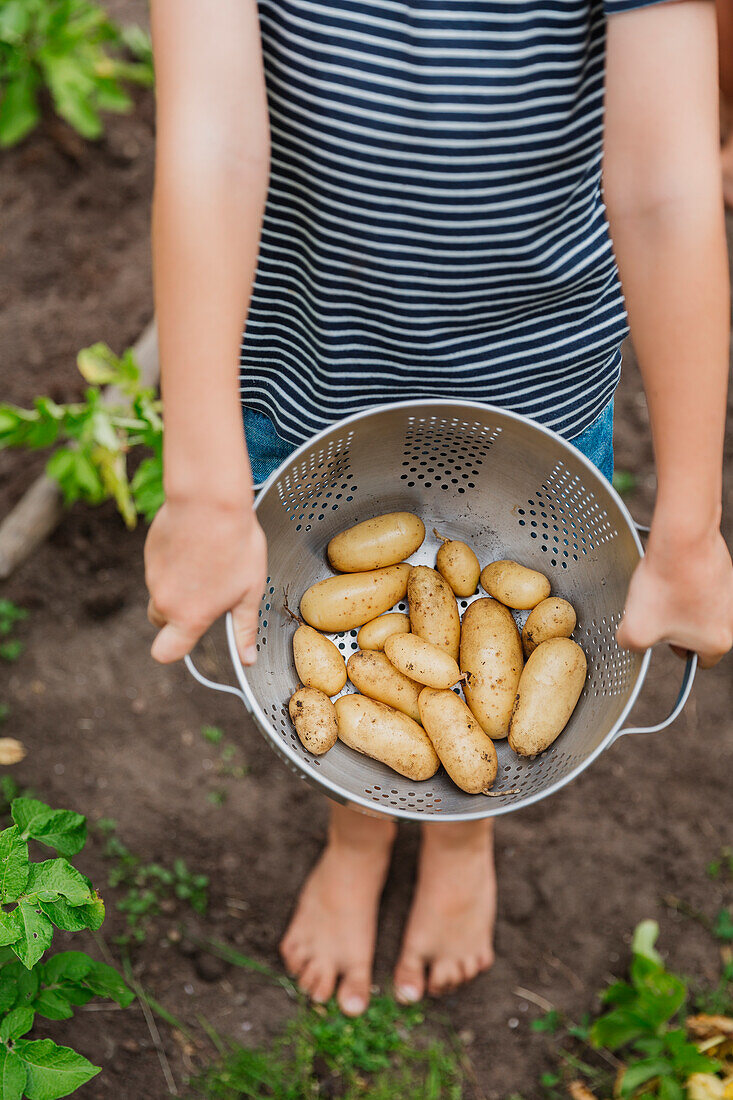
[131,455,164,522]
[0,967,19,1014]
[0,1,31,41]
[0,1005,35,1041]
[632,920,663,967]
[41,952,92,987]
[13,1038,101,1100]
[24,860,93,907]
[11,801,86,859]
[40,54,103,140]
[10,902,54,970]
[0,908,21,947]
[619,1058,671,1096]
[714,908,733,943]
[0,1047,27,1100]
[83,961,133,1007]
[33,989,74,1021]
[0,68,41,148]
[39,895,104,933]
[0,826,30,903]
[76,344,121,387]
[4,960,40,1008]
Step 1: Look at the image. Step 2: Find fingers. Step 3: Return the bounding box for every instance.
[151,621,205,664]
[147,599,166,629]
[231,582,266,666]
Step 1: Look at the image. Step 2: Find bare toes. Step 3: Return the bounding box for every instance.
[280,939,309,978]
[298,959,326,998]
[428,958,462,997]
[311,964,338,1004]
[337,964,371,1017]
[393,949,425,1004]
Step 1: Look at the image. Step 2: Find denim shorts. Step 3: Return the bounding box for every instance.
[243,401,614,489]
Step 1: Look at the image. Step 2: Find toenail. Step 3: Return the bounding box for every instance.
[397,985,421,1004]
[342,996,366,1015]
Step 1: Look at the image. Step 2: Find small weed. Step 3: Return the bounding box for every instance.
[95,820,208,945]
[202,725,224,745]
[612,469,637,496]
[706,847,733,880]
[200,725,249,790]
[188,994,466,1099]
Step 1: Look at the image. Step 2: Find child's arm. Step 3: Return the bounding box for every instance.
[145,0,270,665]
[604,0,733,667]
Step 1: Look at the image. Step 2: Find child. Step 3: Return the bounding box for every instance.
[145,0,733,1016]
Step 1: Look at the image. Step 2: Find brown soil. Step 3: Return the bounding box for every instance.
[1,12,732,1096]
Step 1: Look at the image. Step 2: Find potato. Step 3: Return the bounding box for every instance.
[328,512,425,572]
[357,612,411,652]
[293,623,347,695]
[347,650,422,722]
[289,688,338,755]
[460,598,523,739]
[418,688,498,794]
[334,694,439,781]
[522,597,577,657]
[300,563,411,632]
[407,566,460,660]
[434,529,480,597]
[480,560,551,610]
[384,633,463,689]
[508,638,587,756]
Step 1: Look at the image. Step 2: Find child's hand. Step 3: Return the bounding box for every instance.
[617,519,733,668]
[144,497,267,666]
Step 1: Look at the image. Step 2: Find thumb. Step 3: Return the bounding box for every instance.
[151,621,202,664]
[616,602,658,652]
[231,585,265,666]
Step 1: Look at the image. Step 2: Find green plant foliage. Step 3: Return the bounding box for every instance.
[0,798,133,1099]
[0,343,163,528]
[96,820,208,945]
[189,994,466,1100]
[0,0,153,147]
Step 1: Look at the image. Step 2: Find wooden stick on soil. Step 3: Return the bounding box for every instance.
[0,319,159,579]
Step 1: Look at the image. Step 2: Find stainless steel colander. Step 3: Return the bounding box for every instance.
[185,400,696,822]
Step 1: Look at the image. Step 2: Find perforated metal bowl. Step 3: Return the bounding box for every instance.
[186,400,696,821]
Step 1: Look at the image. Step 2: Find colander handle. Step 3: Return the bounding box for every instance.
[615,651,697,738]
[183,652,249,705]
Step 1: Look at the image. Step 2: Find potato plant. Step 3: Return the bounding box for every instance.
[0,343,163,528]
[0,0,153,147]
[0,797,133,1099]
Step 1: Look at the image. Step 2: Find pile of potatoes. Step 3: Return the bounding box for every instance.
[287,512,587,796]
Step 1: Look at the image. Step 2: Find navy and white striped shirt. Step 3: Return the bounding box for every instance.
[240,0,667,443]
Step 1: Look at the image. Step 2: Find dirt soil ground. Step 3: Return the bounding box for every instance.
[1,11,732,1097]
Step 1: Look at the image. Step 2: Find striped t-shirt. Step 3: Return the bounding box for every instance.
[240,0,667,444]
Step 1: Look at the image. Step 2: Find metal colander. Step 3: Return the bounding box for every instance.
[186,400,696,822]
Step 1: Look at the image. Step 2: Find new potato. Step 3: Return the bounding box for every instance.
[347,650,422,722]
[407,566,461,660]
[385,633,463,690]
[418,688,498,794]
[300,563,411,632]
[522,596,577,657]
[334,694,439,781]
[434,530,480,597]
[508,638,587,756]
[481,560,550,610]
[460,598,523,739]
[292,624,347,695]
[328,512,425,572]
[289,688,338,755]
[357,612,411,651]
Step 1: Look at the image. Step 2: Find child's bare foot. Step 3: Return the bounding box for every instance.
[393,820,495,1002]
[280,803,396,1015]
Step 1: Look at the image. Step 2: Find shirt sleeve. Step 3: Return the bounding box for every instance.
[604,0,675,14]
